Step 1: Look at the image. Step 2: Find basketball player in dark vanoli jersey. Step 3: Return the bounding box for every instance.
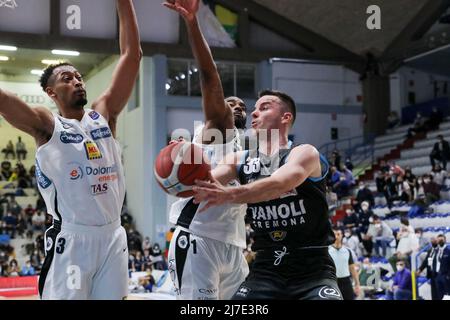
[192,90,342,300]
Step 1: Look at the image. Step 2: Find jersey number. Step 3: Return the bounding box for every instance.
[56,238,66,254]
[191,239,197,254]
[243,158,260,174]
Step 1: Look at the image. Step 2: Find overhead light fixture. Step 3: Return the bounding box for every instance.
[0,56,9,61]
[165,83,171,90]
[0,45,17,51]
[31,69,44,76]
[42,59,63,65]
[51,49,80,56]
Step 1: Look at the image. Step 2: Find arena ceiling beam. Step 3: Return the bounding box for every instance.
[0,29,363,65]
[214,0,365,64]
[381,0,450,68]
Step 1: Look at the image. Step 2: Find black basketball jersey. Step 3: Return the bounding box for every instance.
[237,147,335,252]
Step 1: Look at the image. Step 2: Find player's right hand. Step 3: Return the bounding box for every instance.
[162,0,200,21]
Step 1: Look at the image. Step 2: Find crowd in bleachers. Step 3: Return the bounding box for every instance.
[325,110,450,300]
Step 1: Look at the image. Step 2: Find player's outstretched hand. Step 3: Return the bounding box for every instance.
[163,0,199,21]
[193,172,233,211]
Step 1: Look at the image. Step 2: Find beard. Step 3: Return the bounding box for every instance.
[74,96,88,108]
[234,115,246,129]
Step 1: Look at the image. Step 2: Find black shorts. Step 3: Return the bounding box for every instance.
[231,247,342,300]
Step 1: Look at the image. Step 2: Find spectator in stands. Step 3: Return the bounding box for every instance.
[15,136,27,160]
[425,107,443,131]
[388,160,405,177]
[416,237,440,300]
[150,243,167,270]
[24,204,35,225]
[421,174,441,205]
[389,221,418,271]
[391,259,412,300]
[31,210,46,233]
[379,160,390,173]
[359,257,380,299]
[332,171,351,198]
[407,112,427,138]
[430,135,450,170]
[1,140,15,160]
[325,185,338,217]
[8,259,20,277]
[356,181,375,209]
[142,236,152,252]
[328,228,361,300]
[8,196,22,216]
[431,163,447,186]
[16,214,27,239]
[404,167,418,200]
[142,249,153,271]
[331,149,342,168]
[367,215,394,258]
[387,111,400,129]
[341,164,356,187]
[357,201,373,248]
[127,228,143,253]
[415,228,429,251]
[343,208,359,235]
[128,253,136,272]
[394,175,412,203]
[0,161,12,181]
[375,170,389,204]
[134,251,144,272]
[345,157,354,171]
[121,210,133,230]
[16,164,30,189]
[28,165,37,190]
[29,249,41,272]
[3,211,17,239]
[343,228,362,258]
[21,260,36,276]
[436,234,450,299]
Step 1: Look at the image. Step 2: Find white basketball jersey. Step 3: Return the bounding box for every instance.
[35,109,126,226]
[169,124,247,248]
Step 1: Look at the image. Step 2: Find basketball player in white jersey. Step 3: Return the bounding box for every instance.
[0,0,142,299]
[163,0,249,300]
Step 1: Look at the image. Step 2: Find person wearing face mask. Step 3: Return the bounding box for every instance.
[358,201,374,256]
[343,228,362,258]
[436,234,450,299]
[391,260,412,300]
[430,164,447,186]
[416,237,440,300]
[366,215,394,258]
[356,182,374,209]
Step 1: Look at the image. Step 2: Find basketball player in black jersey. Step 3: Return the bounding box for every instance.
[192,90,342,300]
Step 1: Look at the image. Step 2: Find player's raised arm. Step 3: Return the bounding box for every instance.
[0,89,53,145]
[93,0,142,133]
[193,145,321,210]
[164,0,234,136]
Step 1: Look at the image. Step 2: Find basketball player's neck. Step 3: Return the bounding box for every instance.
[58,106,85,121]
[333,242,342,249]
[258,135,289,156]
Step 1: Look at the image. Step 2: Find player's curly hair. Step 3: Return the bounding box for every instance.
[39,62,73,91]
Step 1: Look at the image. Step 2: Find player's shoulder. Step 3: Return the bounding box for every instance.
[290,144,320,160]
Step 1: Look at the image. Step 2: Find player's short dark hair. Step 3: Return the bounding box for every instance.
[39,62,74,91]
[258,89,296,125]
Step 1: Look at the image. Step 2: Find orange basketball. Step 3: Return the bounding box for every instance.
[154,141,211,197]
